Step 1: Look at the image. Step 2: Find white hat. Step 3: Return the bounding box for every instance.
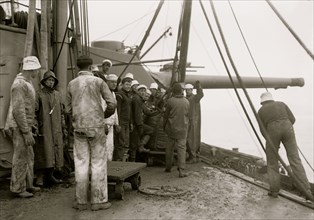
[137,84,147,91]
[23,56,41,70]
[260,92,274,104]
[150,82,158,90]
[102,59,112,67]
[184,83,193,89]
[106,74,118,81]
[91,64,99,72]
[146,90,152,95]
[124,72,134,80]
[131,80,139,87]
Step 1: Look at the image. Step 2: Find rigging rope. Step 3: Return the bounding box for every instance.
[227,0,268,92]
[199,0,266,154]
[265,0,314,60]
[209,0,313,200]
[297,146,314,172]
[92,10,155,42]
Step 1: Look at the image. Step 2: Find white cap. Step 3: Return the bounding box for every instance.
[106,74,118,81]
[102,59,112,67]
[260,92,274,104]
[23,56,41,70]
[184,83,193,89]
[124,72,134,80]
[91,64,99,72]
[146,90,152,95]
[137,84,147,91]
[131,80,139,87]
[150,82,158,90]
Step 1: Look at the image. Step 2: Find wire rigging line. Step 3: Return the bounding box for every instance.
[92,9,156,42]
[297,146,314,172]
[265,0,314,60]
[199,0,266,154]
[227,0,268,92]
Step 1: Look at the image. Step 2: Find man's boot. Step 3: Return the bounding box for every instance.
[49,169,62,184]
[186,157,197,164]
[35,172,44,186]
[16,191,34,198]
[178,169,188,178]
[138,144,150,153]
[91,202,112,211]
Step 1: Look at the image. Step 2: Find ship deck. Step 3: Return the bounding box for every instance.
[1,162,313,220]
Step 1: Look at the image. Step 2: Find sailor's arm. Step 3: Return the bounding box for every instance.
[284,103,296,125]
[194,80,204,102]
[100,81,116,118]
[11,84,30,134]
[65,85,72,115]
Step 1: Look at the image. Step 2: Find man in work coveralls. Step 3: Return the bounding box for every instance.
[5,56,41,198]
[258,92,313,201]
[104,74,120,161]
[163,82,190,178]
[66,55,116,211]
[184,81,203,164]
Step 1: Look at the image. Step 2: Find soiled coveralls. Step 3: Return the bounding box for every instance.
[163,95,190,171]
[66,71,116,205]
[258,100,311,195]
[5,74,36,193]
[186,86,203,159]
[102,92,119,161]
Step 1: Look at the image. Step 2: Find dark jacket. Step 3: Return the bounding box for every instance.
[163,95,190,139]
[115,89,132,125]
[132,93,144,127]
[258,100,295,137]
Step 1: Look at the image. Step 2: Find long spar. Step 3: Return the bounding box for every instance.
[117,0,165,80]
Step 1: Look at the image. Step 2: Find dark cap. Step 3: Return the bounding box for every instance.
[172,82,183,95]
[77,55,93,68]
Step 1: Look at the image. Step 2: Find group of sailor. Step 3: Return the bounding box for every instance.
[5,55,204,211]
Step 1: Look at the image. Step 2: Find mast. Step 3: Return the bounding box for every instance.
[178,0,192,83]
[54,0,68,97]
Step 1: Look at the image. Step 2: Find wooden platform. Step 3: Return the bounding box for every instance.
[107,161,146,199]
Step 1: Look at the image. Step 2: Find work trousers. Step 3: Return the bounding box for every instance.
[10,128,34,193]
[186,121,196,159]
[113,124,129,161]
[73,127,108,205]
[165,137,186,171]
[266,120,311,194]
[106,125,114,161]
[129,124,153,161]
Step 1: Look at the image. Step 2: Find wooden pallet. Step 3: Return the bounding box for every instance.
[107,161,146,199]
